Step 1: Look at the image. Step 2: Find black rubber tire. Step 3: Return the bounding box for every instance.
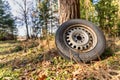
[55,19,106,62]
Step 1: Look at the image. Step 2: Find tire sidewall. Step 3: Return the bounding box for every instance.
[55,19,106,62]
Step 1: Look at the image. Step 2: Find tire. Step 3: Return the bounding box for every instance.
[55,19,106,62]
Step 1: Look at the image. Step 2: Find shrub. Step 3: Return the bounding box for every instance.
[11,46,23,52]
[28,42,39,48]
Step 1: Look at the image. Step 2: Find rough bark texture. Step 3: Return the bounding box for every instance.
[58,0,80,24]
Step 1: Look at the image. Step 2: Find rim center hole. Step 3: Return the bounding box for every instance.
[77,36,82,40]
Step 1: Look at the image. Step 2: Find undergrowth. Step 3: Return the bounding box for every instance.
[0,39,120,80]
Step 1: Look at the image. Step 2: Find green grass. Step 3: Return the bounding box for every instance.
[0,40,120,80]
[0,67,20,79]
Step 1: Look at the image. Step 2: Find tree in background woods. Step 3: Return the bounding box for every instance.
[36,0,58,38]
[80,0,97,23]
[96,0,119,37]
[14,0,33,39]
[0,0,16,40]
[49,0,58,35]
[30,10,40,39]
[37,0,50,38]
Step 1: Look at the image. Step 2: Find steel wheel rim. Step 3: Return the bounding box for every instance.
[63,24,97,53]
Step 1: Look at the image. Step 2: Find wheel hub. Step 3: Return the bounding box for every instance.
[64,24,97,52]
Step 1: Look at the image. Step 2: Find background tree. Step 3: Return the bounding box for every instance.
[30,10,40,39]
[49,0,58,35]
[0,0,16,40]
[37,0,50,38]
[13,0,33,39]
[95,0,119,37]
[37,0,58,37]
[80,0,97,23]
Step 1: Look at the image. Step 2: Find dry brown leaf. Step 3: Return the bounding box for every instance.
[38,75,47,80]
[42,61,51,68]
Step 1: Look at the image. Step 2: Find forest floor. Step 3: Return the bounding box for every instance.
[0,38,120,80]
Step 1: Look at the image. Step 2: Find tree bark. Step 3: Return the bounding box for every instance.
[58,0,80,24]
[24,0,30,39]
[25,17,30,39]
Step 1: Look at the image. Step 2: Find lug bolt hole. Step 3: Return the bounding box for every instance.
[74,46,76,48]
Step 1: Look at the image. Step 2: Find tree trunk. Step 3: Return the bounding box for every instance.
[25,16,30,39]
[24,0,30,39]
[58,0,80,24]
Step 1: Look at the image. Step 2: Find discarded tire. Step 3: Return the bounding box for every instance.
[55,19,106,62]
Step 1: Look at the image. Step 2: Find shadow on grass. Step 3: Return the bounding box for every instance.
[0,41,118,69]
[0,40,20,44]
[100,47,115,60]
[0,46,23,55]
[0,48,59,70]
[0,41,39,55]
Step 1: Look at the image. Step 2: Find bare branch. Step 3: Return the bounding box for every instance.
[13,0,25,11]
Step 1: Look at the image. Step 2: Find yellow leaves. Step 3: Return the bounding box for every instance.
[37,0,49,9]
[42,61,51,68]
[38,2,43,9]
[115,40,120,46]
[37,61,51,80]
[84,0,91,8]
